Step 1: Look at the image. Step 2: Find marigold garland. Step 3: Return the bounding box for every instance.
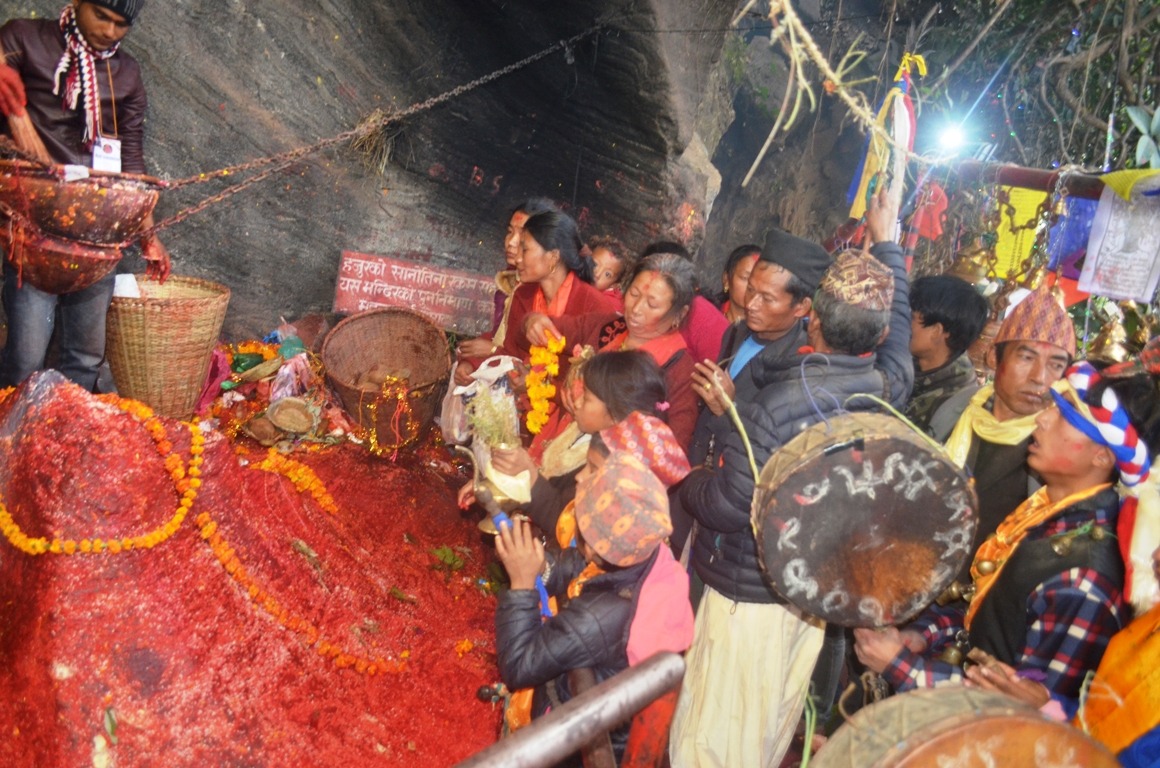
[525,332,565,435]
[0,397,204,556]
[0,390,400,677]
[230,340,280,363]
[251,447,339,515]
[193,507,405,676]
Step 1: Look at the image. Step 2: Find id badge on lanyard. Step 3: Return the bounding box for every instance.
[92,135,122,173]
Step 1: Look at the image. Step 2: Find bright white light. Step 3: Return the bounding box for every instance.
[939,124,966,151]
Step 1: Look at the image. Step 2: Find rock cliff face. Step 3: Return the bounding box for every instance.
[98,0,736,337]
[4,1,888,340]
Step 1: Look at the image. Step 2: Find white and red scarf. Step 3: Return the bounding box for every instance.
[53,4,120,148]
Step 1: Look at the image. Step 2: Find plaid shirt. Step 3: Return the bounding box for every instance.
[884,496,1124,706]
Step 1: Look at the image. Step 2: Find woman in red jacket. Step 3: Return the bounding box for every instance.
[453,210,617,386]
[527,251,700,454]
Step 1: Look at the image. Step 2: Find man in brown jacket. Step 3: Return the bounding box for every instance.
[0,0,170,390]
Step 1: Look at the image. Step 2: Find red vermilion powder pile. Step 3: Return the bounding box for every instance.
[0,374,502,766]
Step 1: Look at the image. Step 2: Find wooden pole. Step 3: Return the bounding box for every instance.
[956,159,1105,200]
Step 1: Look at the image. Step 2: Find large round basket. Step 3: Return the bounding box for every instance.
[105,275,230,420]
[752,411,977,627]
[0,159,161,245]
[0,224,122,294]
[321,307,450,453]
[814,687,1118,767]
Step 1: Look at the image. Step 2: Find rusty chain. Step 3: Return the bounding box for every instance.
[2,23,604,245]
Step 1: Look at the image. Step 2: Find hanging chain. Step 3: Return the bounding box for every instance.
[2,23,604,243]
[159,24,603,194]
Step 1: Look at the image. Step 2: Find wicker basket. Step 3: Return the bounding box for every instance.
[105,275,230,419]
[321,307,450,452]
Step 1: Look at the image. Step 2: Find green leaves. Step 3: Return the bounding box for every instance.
[104,706,118,746]
[1125,105,1160,169]
[429,545,465,573]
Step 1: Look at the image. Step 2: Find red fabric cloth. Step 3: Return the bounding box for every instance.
[464,277,618,371]
[680,295,728,365]
[600,286,624,313]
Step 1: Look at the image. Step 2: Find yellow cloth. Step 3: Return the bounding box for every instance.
[943,383,1041,468]
[669,587,825,768]
[567,561,605,600]
[1100,168,1160,201]
[993,186,1048,278]
[1078,602,1160,753]
[966,484,1111,628]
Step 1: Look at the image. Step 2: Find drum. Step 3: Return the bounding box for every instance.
[752,412,976,627]
[814,687,1118,767]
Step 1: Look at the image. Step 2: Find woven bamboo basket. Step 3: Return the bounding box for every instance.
[105,275,230,419]
[321,307,450,453]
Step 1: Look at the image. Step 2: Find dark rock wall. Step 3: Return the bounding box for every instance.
[3,0,891,340]
[13,0,736,339]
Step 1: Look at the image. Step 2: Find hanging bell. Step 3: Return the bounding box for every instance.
[1089,320,1132,364]
[1051,537,1073,556]
[939,645,965,666]
[949,241,996,286]
[1092,526,1107,541]
[976,559,997,576]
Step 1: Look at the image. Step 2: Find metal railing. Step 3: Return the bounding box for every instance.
[455,652,685,768]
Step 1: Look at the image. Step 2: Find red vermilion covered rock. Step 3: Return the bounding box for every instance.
[0,371,501,766]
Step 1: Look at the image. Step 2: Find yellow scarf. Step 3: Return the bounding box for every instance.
[943,383,1047,468]
[966,483,1111,628]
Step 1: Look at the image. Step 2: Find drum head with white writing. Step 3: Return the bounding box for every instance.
[752,412,977,627]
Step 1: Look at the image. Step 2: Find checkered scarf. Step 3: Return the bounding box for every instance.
[53,4,120,148]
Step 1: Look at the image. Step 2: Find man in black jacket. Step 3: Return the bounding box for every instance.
[669,190,912,768]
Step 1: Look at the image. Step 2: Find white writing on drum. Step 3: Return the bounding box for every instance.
[831,452,941,501]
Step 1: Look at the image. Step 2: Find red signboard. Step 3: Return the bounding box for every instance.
[333,250,495,335]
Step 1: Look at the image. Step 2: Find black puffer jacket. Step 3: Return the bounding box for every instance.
[495,548,654,758]
[678,242,914,604]
[687,320,809,469]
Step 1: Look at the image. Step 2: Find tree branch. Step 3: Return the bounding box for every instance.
[1118,0,1138,102]
[927,0,1013,96]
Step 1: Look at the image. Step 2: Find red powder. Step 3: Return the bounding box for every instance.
[0,378,502,766]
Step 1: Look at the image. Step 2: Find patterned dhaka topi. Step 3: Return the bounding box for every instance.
[575,451,672,567]
[994,282,1077,357]
[817,248,893,311]
[600,411,691,488]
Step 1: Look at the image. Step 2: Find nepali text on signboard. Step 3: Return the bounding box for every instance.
[334,251,495,335]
